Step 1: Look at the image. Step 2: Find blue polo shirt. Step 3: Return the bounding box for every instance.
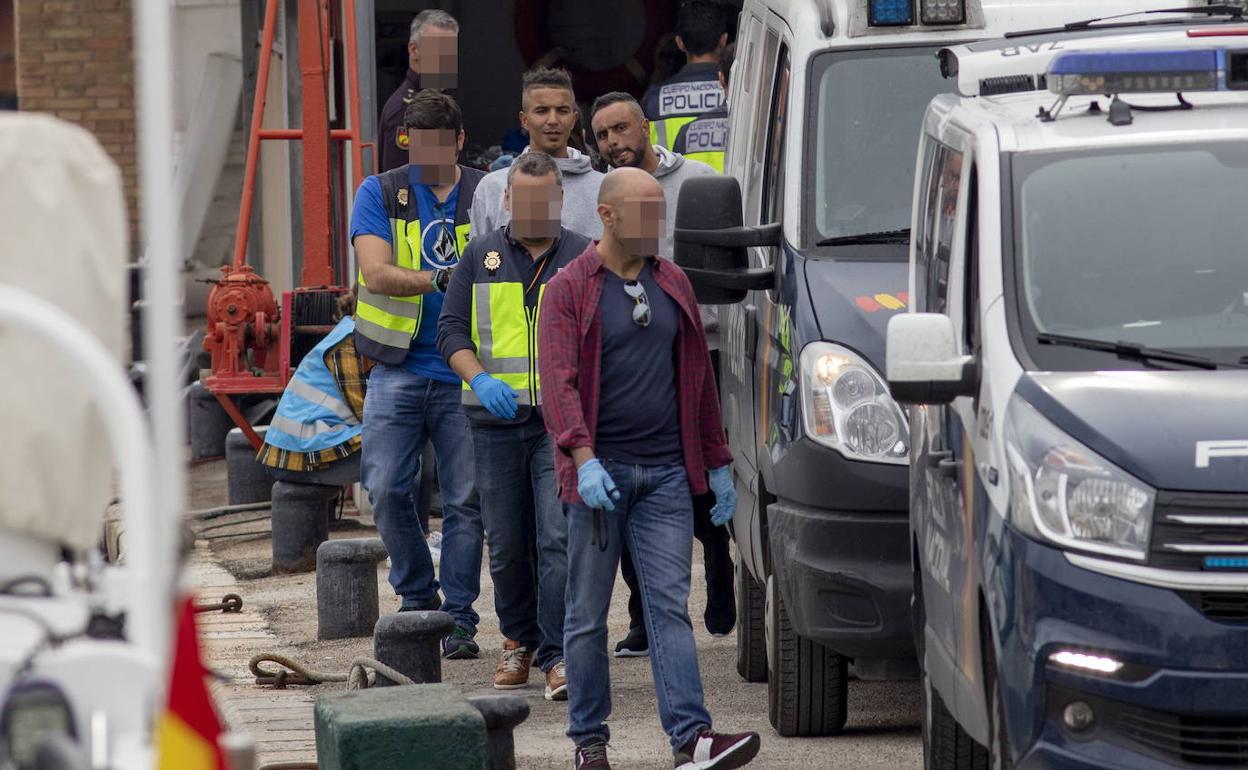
[349,167,462,382]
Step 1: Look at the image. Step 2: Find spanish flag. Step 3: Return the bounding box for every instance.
[156,596,227,770]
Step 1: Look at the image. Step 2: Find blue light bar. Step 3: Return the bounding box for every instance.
[1048,49,1222,96]
[869,0,915,26]
[1205,556,1248,570]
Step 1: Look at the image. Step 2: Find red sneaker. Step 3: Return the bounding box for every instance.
[674,729,761,769]
[574,740,611,769]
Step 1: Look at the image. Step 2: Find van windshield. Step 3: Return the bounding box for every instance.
[807,46,951,255]
[1013,143,1248,369]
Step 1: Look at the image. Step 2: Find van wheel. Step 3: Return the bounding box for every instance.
[926,676,988,770]
[736,560,768,682]
[920,569,988,770]
[766,576,848,736]
[916,563,935,768]
[984,630,1016,770]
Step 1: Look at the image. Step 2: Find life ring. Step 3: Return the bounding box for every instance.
[514,0,678,98]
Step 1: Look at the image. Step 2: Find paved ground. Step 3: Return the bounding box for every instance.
[190,458,922,769]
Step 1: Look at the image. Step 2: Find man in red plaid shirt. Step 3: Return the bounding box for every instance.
[538,167,760,770]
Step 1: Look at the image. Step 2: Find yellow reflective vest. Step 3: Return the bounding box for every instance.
[436,227,592,424]
[673,107,727,174]
[353,164,484,365]
[643,64,724,151]
[464,281,546,409]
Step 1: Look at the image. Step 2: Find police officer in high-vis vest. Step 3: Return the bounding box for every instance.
[437,151,591,700]
[377,10,459,173]
[672,42,734,175]
[641,0,729,152]
[351,89,488,660]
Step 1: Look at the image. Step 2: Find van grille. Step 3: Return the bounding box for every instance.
[1179,592,1248,623]
[1149,491,1248,573]
[1118,708,1248,766]
[1049,687,1248,766]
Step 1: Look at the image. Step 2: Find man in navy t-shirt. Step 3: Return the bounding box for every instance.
[350,89,487,660]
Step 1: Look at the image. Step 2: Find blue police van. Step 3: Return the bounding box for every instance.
[886,22,1248,769]
[672,0,1202,739]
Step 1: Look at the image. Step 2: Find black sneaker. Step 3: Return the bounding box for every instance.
[704,596,737,637]
[613,626,649,658]
[442,625,480,659]
[674,729,760,770]
[574,740,611,769]
[399,595,442,612]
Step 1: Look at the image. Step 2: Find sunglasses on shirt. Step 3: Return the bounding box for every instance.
[623,280,651,328]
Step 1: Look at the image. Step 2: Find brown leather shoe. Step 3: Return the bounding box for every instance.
[493,639,533,690]
[544,660,568,701]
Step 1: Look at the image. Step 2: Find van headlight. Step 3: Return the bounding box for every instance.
[799,342,909,464]
[1005,394,1154,561]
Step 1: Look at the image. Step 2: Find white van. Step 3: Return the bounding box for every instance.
[889,24,1248,768]
[673,0,1217,738]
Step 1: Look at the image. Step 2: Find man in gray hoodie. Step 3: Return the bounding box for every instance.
[588,90,735,661]
[470,67,604,240]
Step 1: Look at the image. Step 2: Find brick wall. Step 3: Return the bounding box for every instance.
[14,0,138,239]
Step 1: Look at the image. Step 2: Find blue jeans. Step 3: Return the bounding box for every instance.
[564,461,711,751]
[472,414,566,671]
[362,365,483,632]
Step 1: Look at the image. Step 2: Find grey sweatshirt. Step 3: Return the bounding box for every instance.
[650,144,720,346]
[469,146,605,240]
[651,144,718,260]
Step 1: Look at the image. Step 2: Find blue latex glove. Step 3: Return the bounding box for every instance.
[470,373,518,419]
[708,465,737,526]
[577,458,620,512]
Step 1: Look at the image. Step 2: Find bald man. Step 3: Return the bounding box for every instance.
[538,168,760,770]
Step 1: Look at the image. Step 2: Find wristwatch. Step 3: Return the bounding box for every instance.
[433,267,454,293]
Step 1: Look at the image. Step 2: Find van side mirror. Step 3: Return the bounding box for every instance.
[886,314,977,405]
[674,176,778,305]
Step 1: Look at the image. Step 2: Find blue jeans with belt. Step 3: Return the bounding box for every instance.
[362,365,483,632]
[564,460,711,751]
[472,413,566,671]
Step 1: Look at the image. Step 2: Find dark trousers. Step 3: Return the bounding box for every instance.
[620,347,733,633]
[472,415,567,671]
[620,487,735,633]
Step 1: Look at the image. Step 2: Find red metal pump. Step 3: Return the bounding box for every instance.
[200,0,371,451]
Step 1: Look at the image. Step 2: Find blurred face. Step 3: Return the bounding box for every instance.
[407,128,464,185]
[520,87,577,156]
[591,102,649,169]
[505,171,563,242]
[410,26,458,89]
[600,195,665,257]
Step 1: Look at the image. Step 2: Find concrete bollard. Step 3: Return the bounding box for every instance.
[189,381,234,460]
[315,684,487,770]
[467,695,530,770]
[271,481,337,574]
[316,538,389,640]
[372,611,454,686]
[226,427,272,505]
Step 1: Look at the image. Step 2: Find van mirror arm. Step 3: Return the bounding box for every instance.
[681,266,776,292]
[675,222,782,249]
